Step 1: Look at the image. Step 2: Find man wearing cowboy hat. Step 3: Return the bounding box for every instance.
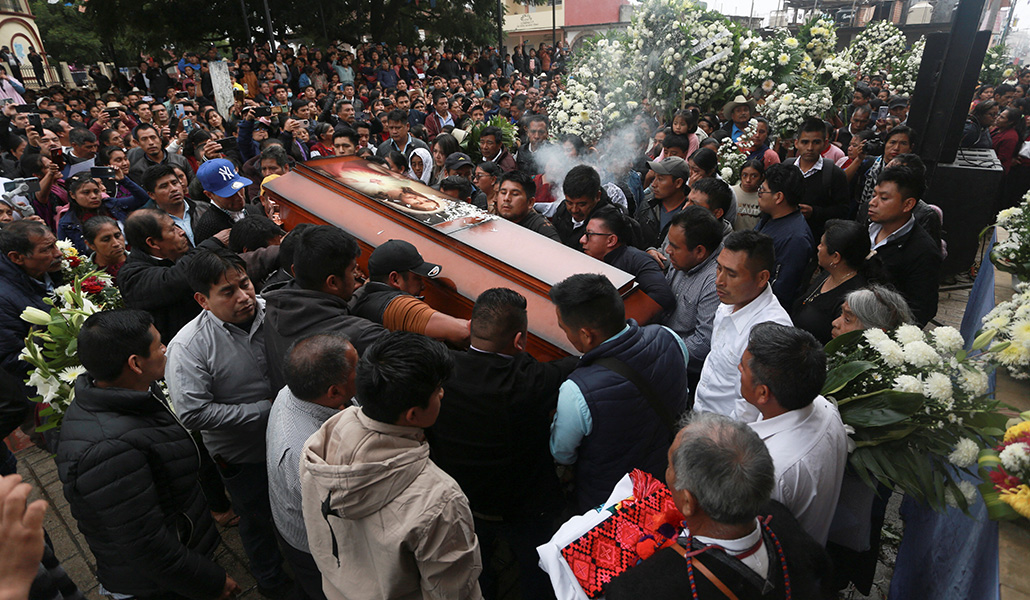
[717,95,756,143]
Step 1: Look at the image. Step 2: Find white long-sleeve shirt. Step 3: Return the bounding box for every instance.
[694,284,792,422]
[748,395,849,545]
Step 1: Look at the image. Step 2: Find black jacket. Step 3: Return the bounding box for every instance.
[0,254,57,374]
[515,209,562,242]
[605,500,831,600]
[634,191,684,250]
[552,194,616,250]
[56,377,224,600]
[875,219,942,327]
[430,349,577,520]
[116,239,222,343]
[192,204,264,245]
[262,282,386,391]
[603,245,676,314]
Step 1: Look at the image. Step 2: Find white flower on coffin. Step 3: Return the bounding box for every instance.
[903,341,941,368]
[895,324,924,345]
[893,374,922,394]
[999,442,1030,472]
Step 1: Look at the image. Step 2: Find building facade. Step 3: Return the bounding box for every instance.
[502,0,633,52]
[0,0,53,87]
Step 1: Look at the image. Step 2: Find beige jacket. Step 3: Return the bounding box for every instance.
[300,406,483,600]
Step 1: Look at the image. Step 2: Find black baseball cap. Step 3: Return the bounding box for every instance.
[367,239,441,278]
[444,152,473,171]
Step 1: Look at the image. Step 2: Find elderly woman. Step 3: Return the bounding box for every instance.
[830,284,915,338]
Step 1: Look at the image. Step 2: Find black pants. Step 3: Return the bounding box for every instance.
[277,529,327,600]
[475,513,557,600]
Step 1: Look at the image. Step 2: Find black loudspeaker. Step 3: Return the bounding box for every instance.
[909,0,991,165]
[906,33,948,146]
[927,149,1003,276]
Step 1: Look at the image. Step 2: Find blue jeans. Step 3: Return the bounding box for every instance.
[216,461,287,588]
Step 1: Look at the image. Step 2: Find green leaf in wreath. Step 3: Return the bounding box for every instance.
[822,361,875,395]
[840,391,925,427]
[979,481,1021,520]
[823,329,864,356]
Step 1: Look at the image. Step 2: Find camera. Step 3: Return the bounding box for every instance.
[863,138,884,157]
[253,106,272,118]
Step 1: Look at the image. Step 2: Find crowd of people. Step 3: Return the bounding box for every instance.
[963,68,1030,216]
[0,35,995,600]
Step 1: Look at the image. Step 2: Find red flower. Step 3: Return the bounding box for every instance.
[81,276,105,295]
[67,255,81,268]
[990,467,1022,490]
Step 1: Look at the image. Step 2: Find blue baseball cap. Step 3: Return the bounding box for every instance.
[197,158,252,198]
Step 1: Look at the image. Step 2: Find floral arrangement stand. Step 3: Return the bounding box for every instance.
[822,324,1009,511]
[715,118,759,185]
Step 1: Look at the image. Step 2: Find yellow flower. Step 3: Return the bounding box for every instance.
[1005,420,1030,443]
[999,484,1030,519]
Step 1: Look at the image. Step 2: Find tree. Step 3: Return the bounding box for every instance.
[29,0,106,64]
[34,0,505,68]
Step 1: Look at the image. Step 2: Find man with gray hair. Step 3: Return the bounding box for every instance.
[740,322,848,545]
[266,333,359,600]
[605,412,829,599]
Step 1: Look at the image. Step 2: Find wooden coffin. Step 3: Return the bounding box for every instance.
[262,156,662,360]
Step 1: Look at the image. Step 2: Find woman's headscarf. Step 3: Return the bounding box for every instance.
[407,147,433,185]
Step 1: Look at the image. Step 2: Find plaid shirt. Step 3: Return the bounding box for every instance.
[266,386,340,551]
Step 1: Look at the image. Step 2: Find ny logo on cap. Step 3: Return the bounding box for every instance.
[218,165,236,181]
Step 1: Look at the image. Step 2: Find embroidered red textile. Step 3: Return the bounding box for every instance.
[560,470,683,598]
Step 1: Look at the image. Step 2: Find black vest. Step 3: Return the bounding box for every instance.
[350,281,407,324]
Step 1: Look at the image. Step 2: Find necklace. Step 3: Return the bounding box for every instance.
[683,519,791,600]
[803,270,857,305]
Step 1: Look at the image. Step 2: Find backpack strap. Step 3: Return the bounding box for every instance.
[593,357,677,434]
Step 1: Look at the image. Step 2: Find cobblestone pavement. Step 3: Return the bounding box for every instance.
[3,280,1007,600]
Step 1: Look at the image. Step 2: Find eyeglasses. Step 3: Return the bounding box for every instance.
[755,189,775,196]
[583,231,613,238]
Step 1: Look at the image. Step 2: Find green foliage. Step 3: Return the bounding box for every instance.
[459,115,516,163]
[29,0,106,63]
[37,0,506,61]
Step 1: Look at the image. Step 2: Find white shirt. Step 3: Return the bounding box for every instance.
[796,155,824,178]
[748,395,848,545]
[695,520,768,578]
[694,284,792,422]
[869,215,915,250]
